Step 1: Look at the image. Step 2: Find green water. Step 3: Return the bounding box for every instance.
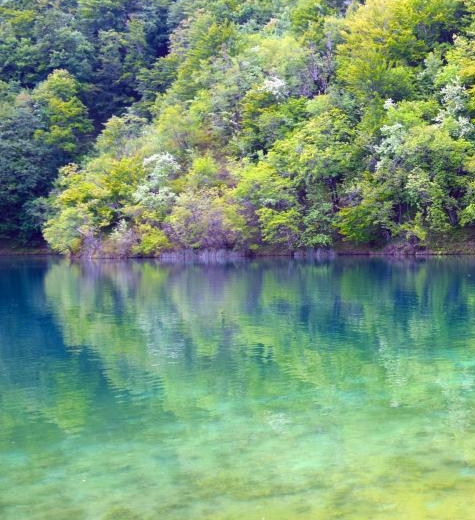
[2,258,475,519]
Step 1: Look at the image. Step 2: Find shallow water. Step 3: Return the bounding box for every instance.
[2,257,475,519]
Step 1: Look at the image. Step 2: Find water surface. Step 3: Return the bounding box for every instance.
[1,257,475,519]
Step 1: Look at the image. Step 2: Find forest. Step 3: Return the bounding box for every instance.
[3,0,475,256]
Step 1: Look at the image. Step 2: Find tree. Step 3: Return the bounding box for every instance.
[0,93,59,240]
[32,69,93,159]
[336,0,462,102]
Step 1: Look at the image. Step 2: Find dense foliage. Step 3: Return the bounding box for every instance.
[4,0,475,253]
[0,0,170,240]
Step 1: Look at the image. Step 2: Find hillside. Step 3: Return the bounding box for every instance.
[2,0,475,256]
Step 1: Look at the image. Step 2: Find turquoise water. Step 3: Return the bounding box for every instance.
[2,257,475,519]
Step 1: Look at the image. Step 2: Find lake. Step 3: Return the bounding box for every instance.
[1,257,475,519]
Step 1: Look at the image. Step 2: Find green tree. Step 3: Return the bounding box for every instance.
[32,69,93,158]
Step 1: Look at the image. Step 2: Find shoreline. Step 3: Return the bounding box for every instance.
[0,246,55,257]
[4,245,475,259]
[4,231,475,259]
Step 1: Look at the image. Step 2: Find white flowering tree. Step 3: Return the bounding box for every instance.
[435,78,474,138]
[133,152,179,215]
[259,76,288,101]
